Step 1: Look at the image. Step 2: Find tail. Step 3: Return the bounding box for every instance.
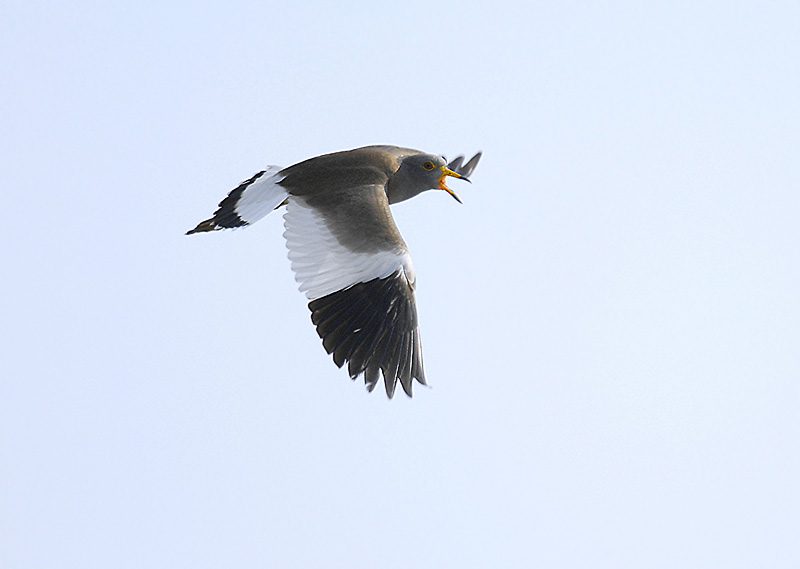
[187,165,288,234]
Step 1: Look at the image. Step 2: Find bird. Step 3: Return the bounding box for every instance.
[187,145,481,398]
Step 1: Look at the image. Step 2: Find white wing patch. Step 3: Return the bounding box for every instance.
[283,196,415,300]
[236,165,287,224]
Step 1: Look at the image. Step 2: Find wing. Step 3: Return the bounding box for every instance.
[447,151,482,179]
[186,165,286,234]
[283,186,425,397]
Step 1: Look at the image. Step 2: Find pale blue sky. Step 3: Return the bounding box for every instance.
[2,2,798,568]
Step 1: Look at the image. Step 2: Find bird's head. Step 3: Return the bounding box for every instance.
[387,153,470,204]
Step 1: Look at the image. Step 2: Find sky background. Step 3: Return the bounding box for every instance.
[2,1,798,567]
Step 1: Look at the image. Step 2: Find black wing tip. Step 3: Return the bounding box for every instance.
[308,272,426,399]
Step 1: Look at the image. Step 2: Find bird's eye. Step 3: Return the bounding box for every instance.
[423,161,435,171]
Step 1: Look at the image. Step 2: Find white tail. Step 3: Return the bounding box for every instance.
[186,165,287,234]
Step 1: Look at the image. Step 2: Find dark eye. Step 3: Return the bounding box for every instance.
[423,161,435,171]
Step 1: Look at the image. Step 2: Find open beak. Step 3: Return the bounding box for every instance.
[437,166,471,204]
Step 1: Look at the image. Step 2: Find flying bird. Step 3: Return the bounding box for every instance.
[187,145,481,398]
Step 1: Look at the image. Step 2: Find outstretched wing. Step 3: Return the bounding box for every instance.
[447,151,482,179]
[282,186,425,397]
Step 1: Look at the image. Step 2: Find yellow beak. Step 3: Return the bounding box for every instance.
[437,166,469,203]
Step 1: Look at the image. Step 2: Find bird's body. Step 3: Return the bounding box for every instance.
[188,145,481,397]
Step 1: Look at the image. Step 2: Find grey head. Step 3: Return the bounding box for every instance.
[386,153,471,205]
